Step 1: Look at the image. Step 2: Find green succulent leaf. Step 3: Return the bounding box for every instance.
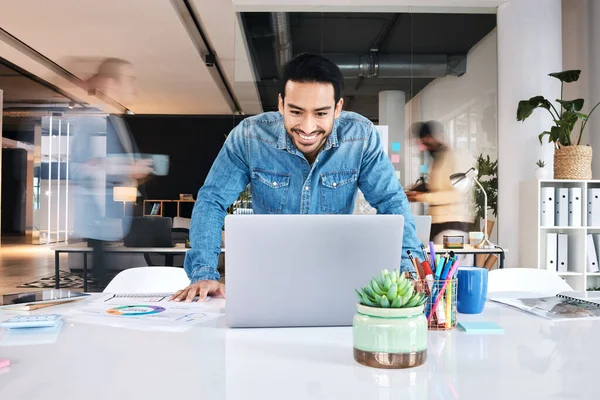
[355,289,363,302]
[383,276,392,291]
[380,296,390,308]
[370,279,385,295]
[391,297,402,308]
[386,283,397,301]
[364,285,377,300]
[361,292,377,307]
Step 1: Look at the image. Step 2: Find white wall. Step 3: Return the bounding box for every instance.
[562,0,600,177]
[497,0,562,267]
[404,29,498,241]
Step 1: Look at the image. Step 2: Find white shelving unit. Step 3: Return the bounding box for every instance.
[520,179,600,291]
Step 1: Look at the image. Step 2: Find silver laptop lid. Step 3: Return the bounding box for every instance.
[225,214,404,328]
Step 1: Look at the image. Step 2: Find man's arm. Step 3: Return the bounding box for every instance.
[357,124,423,273]
[184,121,251,283]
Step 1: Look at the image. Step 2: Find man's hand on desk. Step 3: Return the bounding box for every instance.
[170,281,226,303]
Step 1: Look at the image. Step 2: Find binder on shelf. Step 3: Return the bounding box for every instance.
[568,187,582,227]
[555,188,569,227]
[557,234,568,272]
[593,234,600,269]
[540,186,555,227]
[587,188,600,227]
[546,233,557,271]
[586,234,600,273]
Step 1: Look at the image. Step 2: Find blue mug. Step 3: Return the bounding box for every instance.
[457,267,488,314]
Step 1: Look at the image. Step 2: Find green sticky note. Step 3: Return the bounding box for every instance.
[395,170,401,179]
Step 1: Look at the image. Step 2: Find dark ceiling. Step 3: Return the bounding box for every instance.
[241,12,497,122]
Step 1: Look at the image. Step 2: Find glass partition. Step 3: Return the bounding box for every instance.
[234,8,498,246]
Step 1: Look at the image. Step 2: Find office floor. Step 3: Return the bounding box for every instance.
[0,236,70,295]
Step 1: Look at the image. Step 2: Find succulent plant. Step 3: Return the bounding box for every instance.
[536,159,546,168]
[355,269,426,309]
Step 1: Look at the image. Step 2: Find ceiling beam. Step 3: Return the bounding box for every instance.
[0,27,128,114]
[232,0,503,13]
[171,0,243,114]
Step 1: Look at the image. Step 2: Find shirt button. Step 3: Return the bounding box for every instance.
[272,182,277,186]
[332,182,337,187]
[304,186,309,191]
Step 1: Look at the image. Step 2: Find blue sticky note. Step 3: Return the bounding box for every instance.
[457,321,504,334]
[394,170,401,179]
[391,142,401,152]
[419,164,428,174]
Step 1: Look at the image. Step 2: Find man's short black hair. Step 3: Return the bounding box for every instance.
[411,121,443,139]
[280,53,344,104]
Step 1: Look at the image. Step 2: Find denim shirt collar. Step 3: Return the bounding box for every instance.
[276,117,340,153]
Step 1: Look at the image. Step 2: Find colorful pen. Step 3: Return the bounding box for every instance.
[428,259,460,324]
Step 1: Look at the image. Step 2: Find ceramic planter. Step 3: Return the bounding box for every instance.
[535,167,550,180]
[353,303,427,369]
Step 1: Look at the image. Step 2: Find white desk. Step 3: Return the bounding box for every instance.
[0,297,597,399]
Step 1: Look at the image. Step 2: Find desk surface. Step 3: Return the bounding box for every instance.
[0,294,596,400]
[52,242,190,253]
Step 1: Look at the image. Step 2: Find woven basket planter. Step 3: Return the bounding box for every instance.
[554,145,593,180]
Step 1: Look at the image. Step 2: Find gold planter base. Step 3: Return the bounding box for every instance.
[353,348,427,369]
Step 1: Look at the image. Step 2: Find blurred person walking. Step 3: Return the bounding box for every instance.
[406,121,472,246]
[70,58,152,287]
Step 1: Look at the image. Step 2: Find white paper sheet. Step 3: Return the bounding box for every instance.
[66,293,223,332]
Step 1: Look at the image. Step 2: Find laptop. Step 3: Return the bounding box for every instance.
[413,215,432,244]
[225,214,404,328]
[123,217,173,247]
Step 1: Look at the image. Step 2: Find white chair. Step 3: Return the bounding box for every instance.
[103,267,190,293]
[487,268,573,295]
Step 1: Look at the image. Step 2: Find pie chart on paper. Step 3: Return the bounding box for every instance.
[106,305,166,316]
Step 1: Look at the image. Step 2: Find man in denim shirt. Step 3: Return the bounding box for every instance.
[172,53,422,302]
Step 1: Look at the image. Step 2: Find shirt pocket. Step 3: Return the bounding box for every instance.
[251,168,291,213]
[319,170,358,214]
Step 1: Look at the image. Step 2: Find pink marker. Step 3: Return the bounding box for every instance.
[0,359,9,369]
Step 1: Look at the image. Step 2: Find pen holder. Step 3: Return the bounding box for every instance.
[419,278,457,331]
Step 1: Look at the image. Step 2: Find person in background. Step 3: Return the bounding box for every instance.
[70,58,152,286]
[406,121,472,246]
[172,53,422,302]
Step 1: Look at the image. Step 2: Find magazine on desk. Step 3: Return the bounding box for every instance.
[491,292,600,321]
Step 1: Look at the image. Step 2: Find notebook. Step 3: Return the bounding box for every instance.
[491,291,600,321]
[458,321,504,334]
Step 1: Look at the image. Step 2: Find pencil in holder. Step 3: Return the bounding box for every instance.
[420,278,457,330]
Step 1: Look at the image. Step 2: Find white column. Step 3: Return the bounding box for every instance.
[378,90,407,185]
[497,0,562,267]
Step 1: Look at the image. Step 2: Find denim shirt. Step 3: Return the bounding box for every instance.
[184,111,423,282]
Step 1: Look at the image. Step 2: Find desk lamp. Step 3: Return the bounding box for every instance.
[449,167,495,249]
[113,186,138,216]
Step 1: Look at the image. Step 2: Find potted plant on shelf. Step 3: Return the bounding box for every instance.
[353,269,427,369]
[534,160,550,180]
[517,69,600,180]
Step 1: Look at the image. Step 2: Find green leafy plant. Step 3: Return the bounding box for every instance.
[516,70,600,147]
[474,154,498,221]
[355,269,426,308]
[536,160,546,168]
